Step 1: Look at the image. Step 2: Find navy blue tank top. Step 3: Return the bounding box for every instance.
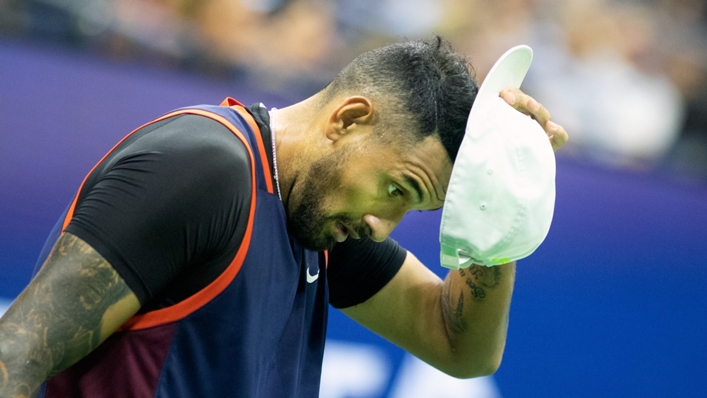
[39,98,329,397]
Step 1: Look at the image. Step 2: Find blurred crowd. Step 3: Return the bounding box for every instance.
[1,0,706,179]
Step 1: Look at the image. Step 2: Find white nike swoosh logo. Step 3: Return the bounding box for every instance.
[306,268,320,283]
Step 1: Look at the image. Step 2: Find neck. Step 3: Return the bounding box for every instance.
[269,94,326,208]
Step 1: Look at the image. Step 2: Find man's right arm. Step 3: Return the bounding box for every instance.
[0,232,140,398]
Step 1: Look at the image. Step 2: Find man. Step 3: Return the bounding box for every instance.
[0,37,567,397]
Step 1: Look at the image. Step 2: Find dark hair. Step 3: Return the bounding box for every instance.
[324,36,478,162]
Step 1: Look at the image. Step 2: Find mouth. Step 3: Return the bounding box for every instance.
[332,221,350,243]
[344,219,367,238]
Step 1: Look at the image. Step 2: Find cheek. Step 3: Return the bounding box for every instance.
[327,175,382,215]
[323,186,367,215]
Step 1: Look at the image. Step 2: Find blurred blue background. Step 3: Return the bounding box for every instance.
[1,1,707,397]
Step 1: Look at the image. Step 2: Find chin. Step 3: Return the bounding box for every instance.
[297,236,334,252]
[287,224,333,252]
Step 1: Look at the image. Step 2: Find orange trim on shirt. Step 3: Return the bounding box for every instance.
[61,109,199,231]
[222,99,274,195]
[60,103,263,330]
[219,97,244,108]
[119,109,259,330]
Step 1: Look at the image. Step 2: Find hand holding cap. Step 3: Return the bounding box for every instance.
[439,45,556,269]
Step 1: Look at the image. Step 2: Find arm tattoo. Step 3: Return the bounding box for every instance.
[460,265,501,288]
[458,265,502,300]
[441,279,467,334]
[0,233,135,397]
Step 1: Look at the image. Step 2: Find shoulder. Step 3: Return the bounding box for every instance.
[150,113,251,160]
[85,112,256,209]
[126,113,254,182]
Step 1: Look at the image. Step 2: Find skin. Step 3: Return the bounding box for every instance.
[0,233,140,398]
[272,88,566,378]
[272,96,453,248]
[0,87,568,396]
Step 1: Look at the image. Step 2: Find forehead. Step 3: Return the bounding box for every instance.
[404,135,451,167]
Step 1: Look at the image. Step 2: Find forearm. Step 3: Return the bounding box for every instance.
[340,252,516,379]
[0,233,140,397]
[0,291,65,398]
[439,261,516,377]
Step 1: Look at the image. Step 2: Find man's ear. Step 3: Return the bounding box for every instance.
[325,96,375,142]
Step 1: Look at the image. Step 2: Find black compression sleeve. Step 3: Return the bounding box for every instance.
[65,114,252,305]
[327,237,408,309]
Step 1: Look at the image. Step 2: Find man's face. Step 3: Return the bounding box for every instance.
[287,135,452,251]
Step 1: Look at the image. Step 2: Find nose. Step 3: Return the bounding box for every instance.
[362,214,400,242]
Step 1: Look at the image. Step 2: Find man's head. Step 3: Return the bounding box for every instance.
[322,35,478,162]
[284,36,478,250]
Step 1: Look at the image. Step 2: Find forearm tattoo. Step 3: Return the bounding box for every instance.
[0,233,134,398]
[441,265,503,335]
[459,264,501,290]
[441,280,467,334]
[459,265,501,298]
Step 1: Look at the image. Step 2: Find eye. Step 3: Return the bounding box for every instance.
[388,184,403,197]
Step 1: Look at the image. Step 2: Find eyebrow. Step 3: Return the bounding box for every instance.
[404,175,424,204]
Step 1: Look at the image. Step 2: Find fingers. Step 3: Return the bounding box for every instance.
[499,87,569,152]
[500,87,551,125]
[547,120,569,152]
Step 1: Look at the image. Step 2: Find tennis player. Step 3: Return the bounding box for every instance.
[0,36,567,397]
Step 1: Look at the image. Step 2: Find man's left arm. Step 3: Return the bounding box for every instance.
[342,252,515,378]
[341,90,568,378]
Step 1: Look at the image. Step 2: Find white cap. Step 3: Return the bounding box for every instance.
[439,45,556,269]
